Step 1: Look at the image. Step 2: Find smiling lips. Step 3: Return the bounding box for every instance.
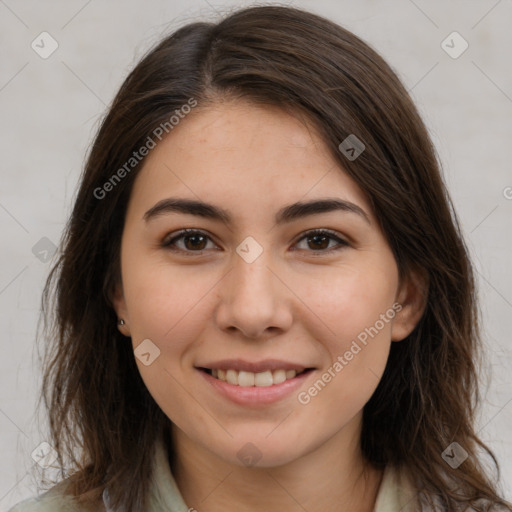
[210,368,304,387]
[198,360,314,405]
[198,359,313,388]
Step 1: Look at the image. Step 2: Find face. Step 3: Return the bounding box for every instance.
[113,100,421,469]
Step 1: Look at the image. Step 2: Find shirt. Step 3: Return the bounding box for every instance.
[8,438,419,512]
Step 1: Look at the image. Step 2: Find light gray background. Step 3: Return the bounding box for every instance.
[1,0,511,509]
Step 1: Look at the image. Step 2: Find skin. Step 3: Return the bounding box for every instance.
[113,99,425,512]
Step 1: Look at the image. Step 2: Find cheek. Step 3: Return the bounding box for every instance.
[299,259,398,343]
[295,257,397,404]
[135,361,210,441]
[296,270,396,420]
[298,340,389,438]
[122,250,217,350]
[121,255,212,428]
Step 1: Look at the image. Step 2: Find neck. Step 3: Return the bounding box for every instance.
[170,416,384,512]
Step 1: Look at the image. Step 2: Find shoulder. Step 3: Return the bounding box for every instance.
[7,484,103,512]
[7,495,82,512]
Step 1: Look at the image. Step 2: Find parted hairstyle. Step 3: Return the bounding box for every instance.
[38,4,511,512]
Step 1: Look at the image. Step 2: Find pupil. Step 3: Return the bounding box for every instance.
[309,234,328,250]
[186,235,206,250]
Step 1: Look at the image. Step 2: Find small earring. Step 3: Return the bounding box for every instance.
[118,319,125,326]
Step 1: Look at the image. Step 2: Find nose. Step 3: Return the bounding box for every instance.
[214,247,293,340]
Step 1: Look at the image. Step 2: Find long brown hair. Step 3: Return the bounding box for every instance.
[39,5,512,511]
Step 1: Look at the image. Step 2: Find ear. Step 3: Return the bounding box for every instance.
[111,281,131,337]
[391,268,428,342]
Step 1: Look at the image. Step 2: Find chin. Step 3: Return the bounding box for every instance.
[213,435,310,469]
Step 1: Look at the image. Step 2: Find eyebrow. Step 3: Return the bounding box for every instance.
[143,197,370,225]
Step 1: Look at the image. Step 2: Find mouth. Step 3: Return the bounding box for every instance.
[198,367,314,387]
[195,359,317,405]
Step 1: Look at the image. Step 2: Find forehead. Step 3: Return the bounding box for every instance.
[127,100,373,224]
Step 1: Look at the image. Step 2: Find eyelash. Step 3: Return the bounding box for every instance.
[161,228,349,256]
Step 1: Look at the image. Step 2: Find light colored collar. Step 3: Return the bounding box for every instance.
[373,459,418,511]
[146,436,190,511]
[145,436,418,512]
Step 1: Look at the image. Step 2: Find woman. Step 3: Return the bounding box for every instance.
[10,5,511,512]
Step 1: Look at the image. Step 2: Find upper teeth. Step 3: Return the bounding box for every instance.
[212,369,300,387]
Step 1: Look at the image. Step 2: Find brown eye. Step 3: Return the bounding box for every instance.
[307,233,330,250]
[182,233,207,250]
[162,229,216,253]
[294,229,349,253]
